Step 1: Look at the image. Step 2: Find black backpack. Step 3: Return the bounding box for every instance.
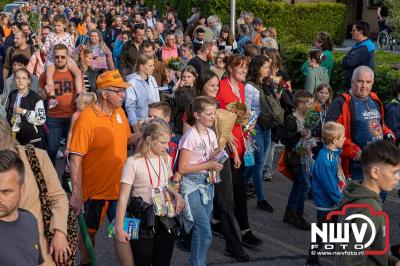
[245,81,284,130]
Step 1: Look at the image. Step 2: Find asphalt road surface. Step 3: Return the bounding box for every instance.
[56,147,400,266]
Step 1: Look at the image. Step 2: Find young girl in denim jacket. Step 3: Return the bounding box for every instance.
[178,96,223,266]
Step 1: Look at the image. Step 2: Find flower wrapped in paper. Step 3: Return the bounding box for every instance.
[226,101,250,127]
[215,109,237,150]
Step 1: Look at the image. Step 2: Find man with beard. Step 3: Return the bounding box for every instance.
[0,150,44,266]
[39,44,81,165]
[187,42,218,75]
[69,70,133,266]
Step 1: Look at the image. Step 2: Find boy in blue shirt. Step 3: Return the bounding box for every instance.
[306,121,346,265]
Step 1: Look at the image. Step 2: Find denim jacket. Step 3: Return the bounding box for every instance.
[180,172,214,232]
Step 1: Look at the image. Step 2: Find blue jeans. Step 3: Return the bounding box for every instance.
[251,125,271,201]
[286,168,310,214]
[185,173,213,266]
[47,117,71,165]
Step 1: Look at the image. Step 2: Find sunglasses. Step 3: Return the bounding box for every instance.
[55,55,67,59]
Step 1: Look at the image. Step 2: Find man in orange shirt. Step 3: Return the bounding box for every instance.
[69,70,132,266]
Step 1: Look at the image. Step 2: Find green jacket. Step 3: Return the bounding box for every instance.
[304,66,329,94]
[335,182,399,266]
[301,50,333,79]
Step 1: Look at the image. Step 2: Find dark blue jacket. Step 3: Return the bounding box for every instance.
[342,38,376,89]
[312,146,343,210]
[385,98,400,142]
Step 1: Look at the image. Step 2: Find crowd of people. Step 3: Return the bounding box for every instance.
[1,1,400,266]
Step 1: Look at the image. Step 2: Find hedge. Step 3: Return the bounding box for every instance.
[281,43,400,104]
[0,0,13,10]
[146,0,347,46]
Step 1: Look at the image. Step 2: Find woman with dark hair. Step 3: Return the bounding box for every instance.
[244,55,275,212]
[170,65,198,135]
[301,32,334,79]
[304,50,329,94]
[217,25,237,54]
[216,54,263,248]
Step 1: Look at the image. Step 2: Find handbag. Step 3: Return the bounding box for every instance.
[277,149,294,181]
[24,145,79,266]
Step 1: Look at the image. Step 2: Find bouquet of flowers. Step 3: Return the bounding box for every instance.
[226,102,250,127]
[20,4,40,35]
[304,104,322,137]
[276,79,290,95]
[166,57,184,71]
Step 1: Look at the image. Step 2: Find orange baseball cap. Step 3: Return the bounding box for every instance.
[96,70,130,89]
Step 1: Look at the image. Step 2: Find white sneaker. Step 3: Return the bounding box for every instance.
[56,149,64,159]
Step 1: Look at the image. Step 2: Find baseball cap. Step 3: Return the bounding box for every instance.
[96,70,130,90]
[253,17,264,25]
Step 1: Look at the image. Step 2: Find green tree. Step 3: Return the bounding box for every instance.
[384,0,400,39]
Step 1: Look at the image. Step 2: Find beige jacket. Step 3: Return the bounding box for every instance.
[17,146,69,266]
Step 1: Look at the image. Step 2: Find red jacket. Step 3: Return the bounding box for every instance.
[326,92,394,178]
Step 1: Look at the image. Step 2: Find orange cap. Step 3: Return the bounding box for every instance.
[96,70,130,90]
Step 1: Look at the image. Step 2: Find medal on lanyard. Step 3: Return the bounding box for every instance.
[163,188,176,218]
[146,157,167,216]
[243,136,255,167]
[152,187,167,216]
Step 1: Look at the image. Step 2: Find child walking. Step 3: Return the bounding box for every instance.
[282,90,314,230]
[178,96,223,266]
[305,122,346,265]
[115,119,185,266]
[311,83,332,157]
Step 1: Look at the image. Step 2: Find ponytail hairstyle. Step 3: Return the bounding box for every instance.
[186,96,217,126]
[309,49,326,64]
[138,118,171,159]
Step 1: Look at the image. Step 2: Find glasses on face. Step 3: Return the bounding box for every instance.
[104,89,126,95]
[55,55,67,59]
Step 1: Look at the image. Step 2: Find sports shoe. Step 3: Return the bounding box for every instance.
[241,230,263,248]
[224,248,250,262]
[263,172,272,181]
[56,149,64,159]
[48,97,59,109]
[256,200,274,212]
[283,209,311,231]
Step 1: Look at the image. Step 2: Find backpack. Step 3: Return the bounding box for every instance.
[245,81,284,130]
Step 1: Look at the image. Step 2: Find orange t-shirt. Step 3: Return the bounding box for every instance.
[2,25,10,38]
[39,70,76,118]
[69,104,131,201]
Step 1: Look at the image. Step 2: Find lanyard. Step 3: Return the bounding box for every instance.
[145,156,162,189]
[195,126,212,160]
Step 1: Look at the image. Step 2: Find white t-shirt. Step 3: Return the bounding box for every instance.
[178,127,218,172]
[120,155,172,204]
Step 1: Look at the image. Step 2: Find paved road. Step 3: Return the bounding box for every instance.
[56,147,400,266]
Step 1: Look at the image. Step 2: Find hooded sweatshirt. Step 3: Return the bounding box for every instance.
[125,73,160,126]
[335,182,399,266]
[304,66,329,94]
